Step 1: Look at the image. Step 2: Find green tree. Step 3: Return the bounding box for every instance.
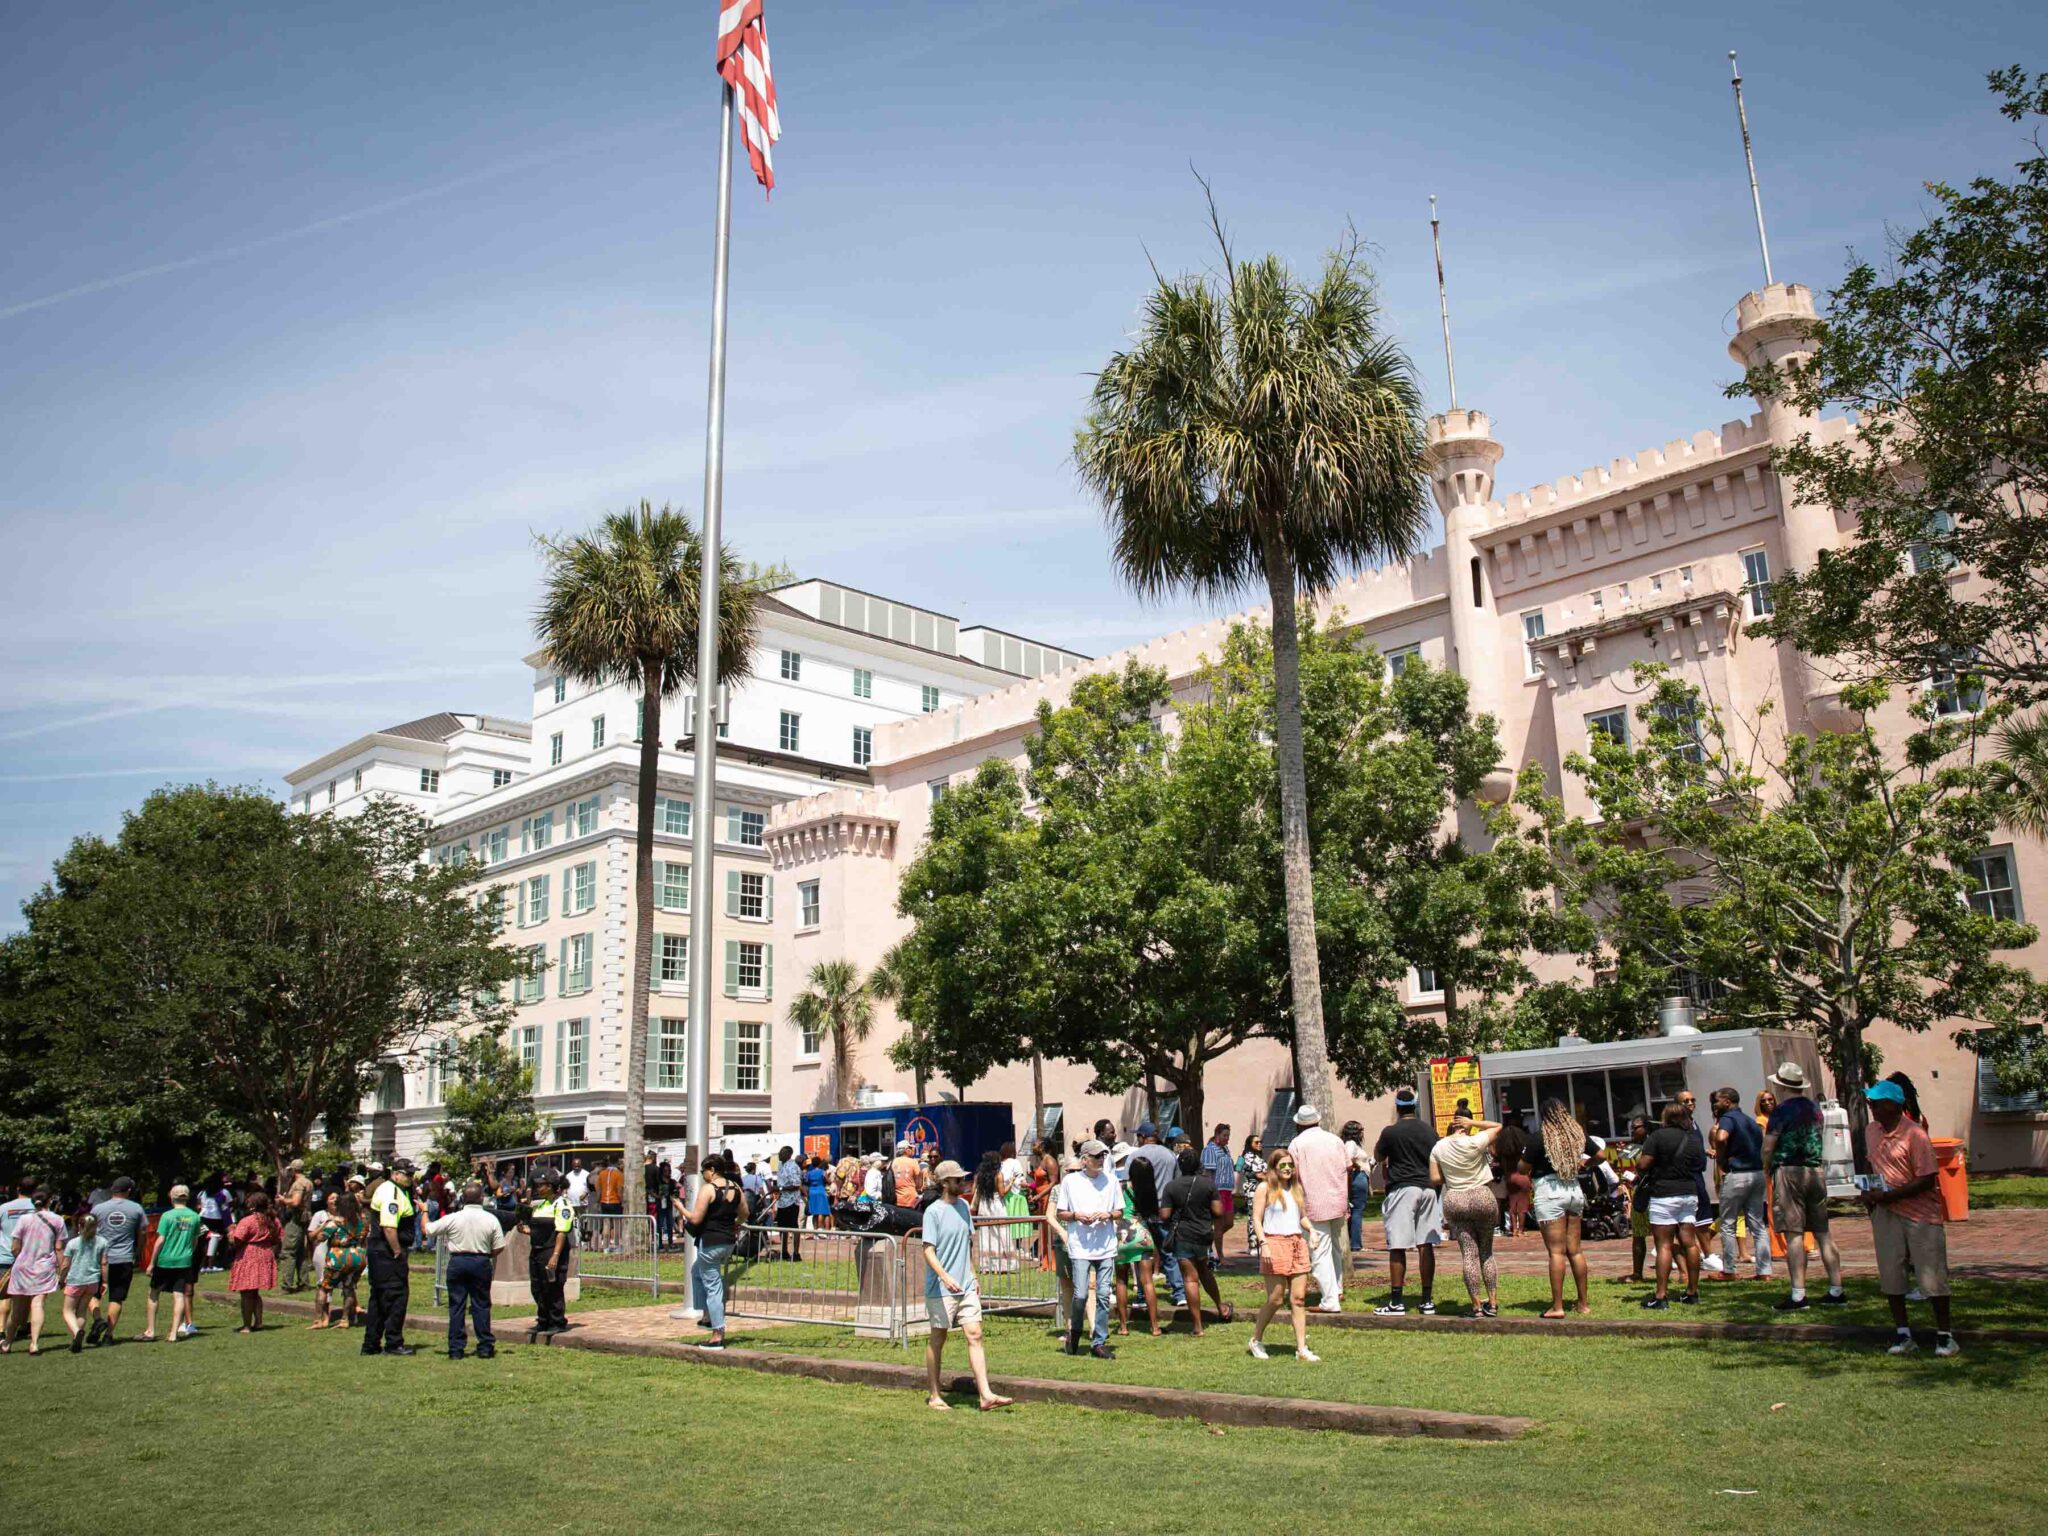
[428,1034,546,1170]
[1732,70,2048,789]
[1075,215,1432,1124]
[534,501,759,1214]
[8,786,522,1177]
[789,959,876,1110]
[1554,669,2047,1149]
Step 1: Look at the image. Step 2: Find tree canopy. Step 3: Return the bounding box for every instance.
[428,1034,546,1170]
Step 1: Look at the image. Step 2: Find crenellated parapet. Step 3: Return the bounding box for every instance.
[765,787,899,869]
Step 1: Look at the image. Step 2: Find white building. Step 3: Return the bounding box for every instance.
[284,580,1083,1160]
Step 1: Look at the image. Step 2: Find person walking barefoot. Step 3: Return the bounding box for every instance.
[1247,1154,1318,1363]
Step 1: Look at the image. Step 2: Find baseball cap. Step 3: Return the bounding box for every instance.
[1167,1126,1186,1142]
[1135,1121,1157,1139]
[933,1160,968,1182]
[168,1183,190,1201]
[1864,1080,1906,1104]
[111,1176,135,1194]
[289,1158,306,1171]
[1079,1139,1108,1157]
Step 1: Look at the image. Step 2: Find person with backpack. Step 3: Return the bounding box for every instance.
[683,1154,743,1349]
[1125,1123,1185,1314]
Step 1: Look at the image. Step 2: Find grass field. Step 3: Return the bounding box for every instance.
[0,1288,2041,1536]
[1969,1173,2048,1209]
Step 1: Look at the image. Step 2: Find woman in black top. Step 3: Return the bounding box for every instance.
[1635,1103,1706,1309]
[1160,1147,1233,1336]
[684,1157,745,1348]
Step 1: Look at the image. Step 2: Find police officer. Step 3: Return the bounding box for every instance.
[522,1171,574,1334]
[362,1159,418,1357]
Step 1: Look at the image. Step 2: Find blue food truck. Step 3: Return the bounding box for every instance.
[798,1102,1015,1169]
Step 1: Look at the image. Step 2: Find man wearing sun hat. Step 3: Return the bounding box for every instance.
[1859,1080,1959,1357]
[1288,1103,1350,1313]
[1761,1062,1847,1311]
[918,1159,1013,1411]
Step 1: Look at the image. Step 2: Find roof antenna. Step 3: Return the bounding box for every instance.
[1430,194,1458,409]
[1728,51,1774,286]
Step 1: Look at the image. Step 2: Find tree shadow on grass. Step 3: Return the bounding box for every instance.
[1622,1328,2046,1392]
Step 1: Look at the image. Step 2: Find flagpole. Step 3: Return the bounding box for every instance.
[1728,51,1773,286]
[675,79,736,1322]
[1430,194,1457,410]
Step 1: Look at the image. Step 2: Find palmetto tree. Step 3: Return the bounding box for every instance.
[1989,713,2048,840]
[535,501,759,1213]
[1074,224,1431,1123]
[789,958,876,1110]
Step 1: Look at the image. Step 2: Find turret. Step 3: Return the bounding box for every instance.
[1427,408,1511,799]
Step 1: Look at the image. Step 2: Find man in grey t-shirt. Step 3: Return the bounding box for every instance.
[90,1176,149,1343]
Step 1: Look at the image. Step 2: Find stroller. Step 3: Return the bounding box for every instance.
[1579,1171,1629,1242]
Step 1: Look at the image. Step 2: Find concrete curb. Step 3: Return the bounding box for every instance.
[538,1332,1532,1440]
[1295,1305,2048,1346]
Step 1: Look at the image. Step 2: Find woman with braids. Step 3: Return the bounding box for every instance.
[1522,1097,1592,1318]
[1430,1108,1505,1317]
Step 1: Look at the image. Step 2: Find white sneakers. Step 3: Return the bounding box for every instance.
[1905,1288,1927,1302]
[1935,1334,1961,1358]
[1888,1335,1919,1355]
[1701,1253,1725,1274]
[1247,1340,1269,1360]
[1298,1348,1321,1363]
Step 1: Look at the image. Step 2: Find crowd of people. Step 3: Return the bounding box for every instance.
[0,1060,1961,1369]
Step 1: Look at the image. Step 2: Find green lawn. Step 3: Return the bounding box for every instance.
[1969,1173,2048,1209]
[0,1293,2032,1534]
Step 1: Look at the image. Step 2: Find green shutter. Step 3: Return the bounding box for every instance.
[726,804,742,843]
[517,880,527,927]
[557,937,568,996]
[554,1022,564,1094]
[724,939,740,997]
[722,1018,739,1091]
[762,943,773,1001]
[763,877,774,921]
[725,867,741,917]
[645,1016,659,1089]
[760,1016,772,1084]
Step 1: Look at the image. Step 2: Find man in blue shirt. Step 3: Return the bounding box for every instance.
[919,1160,1011,1413]
[1199,1125,1237,1263]
[773,1148,802,1262]
[1708,1087,1771,1280]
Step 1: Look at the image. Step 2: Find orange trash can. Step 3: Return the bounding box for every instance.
[1930,1138,1969,1222]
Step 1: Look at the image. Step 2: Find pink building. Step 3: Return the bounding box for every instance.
[767,281,2048,1172]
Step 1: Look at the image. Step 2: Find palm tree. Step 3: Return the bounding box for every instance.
[789,959,876,1110]
[1074,218,1430,1123]
[1990,713,2048,839]
[535,501,759,1215]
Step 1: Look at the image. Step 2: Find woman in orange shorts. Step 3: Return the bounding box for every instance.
[1247,1152,1318,1362]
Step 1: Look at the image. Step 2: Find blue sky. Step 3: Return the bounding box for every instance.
[3,0,2043,922]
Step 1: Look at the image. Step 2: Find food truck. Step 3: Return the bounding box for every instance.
[1477,1023,1855,1196]
[798,1101,1015,1170]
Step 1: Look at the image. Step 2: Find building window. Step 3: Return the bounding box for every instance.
[929,779,948,805]
[1741,548,1774,618]
[560,1017,588,1092]
[779,711,801,753]
[566,861,597,917]
[798,880,820,928]
[1965,848,2021,922]
[852,726,873,766]
[515,1024,541,1074]
[420,769,440,794]
[549,732,564,767]
[658,934,689,986]
[725,939,771,999]
[561,933,593,996]
[1587,708,1629,748]
[657,795,692,837]
[1411,965,1442,999]
[591,714,606,749]
[1522,611,1546,677]
[553,676,566,705]
[353,769,364,793]
[1977,1034,2044,1114]
[724,1018,768,1092]
[517,946,545,1005]
[922,684,940,713]
[656,1018,688,1089]
[729,870,770,921]
[522,811,553,854]
[492,768,514,788]
[657,860,690,912]
[482,829,509,866]
[1929,651,1984,717]
[800,1016,824,1056]
[852,668,873,699]
[1909,508,1957,575]
[1655,698,1705,764]
[327,780,336,806]
[569,795,598,837]
[520,874,550,927]
[780,649,802,681]
[477,890,507,935]
[726,806,765,847]
[1386,647,1418,680]
[635,699,645,742]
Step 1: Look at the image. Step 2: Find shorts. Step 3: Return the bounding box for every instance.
[149,1265,194,1295]
[1772,1166,1831,1236]
[1169,1242,1212,1264]
[1381,1186,1445,1250]
[104,1263,135,1303]
[1647,1195,1698,1228]
[1531,1174,1586,1225]
[1871,1206,1950,1297]
[64,1283,100,1300]
[926,1286,983,1331]
[599,1202,624,1216]
[1259,1232,1310,1276]
[1216,1191,1235,1221]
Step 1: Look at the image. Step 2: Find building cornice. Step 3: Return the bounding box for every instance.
[765,789,899,869]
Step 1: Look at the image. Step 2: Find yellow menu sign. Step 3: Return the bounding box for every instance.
[1429,1056,1483,1136]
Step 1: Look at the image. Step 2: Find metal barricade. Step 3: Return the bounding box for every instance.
[431,1240,450,1305]
[720,1223,914,1344]
[573,1212,661,1295]
[969,1214,1062,1322]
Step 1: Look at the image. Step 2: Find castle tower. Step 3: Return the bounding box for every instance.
[1428,406,1505,707]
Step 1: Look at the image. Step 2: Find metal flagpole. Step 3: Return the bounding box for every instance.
[1728,51,1774,286]
[673,80,737,1322]
[1430,194,1457,410]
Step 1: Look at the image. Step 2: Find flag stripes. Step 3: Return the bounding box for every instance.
[716,0,781,193]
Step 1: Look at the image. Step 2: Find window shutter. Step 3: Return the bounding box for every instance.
[517,880,528,927]
[726,804,741,842]
[760,1018,772,1084]
[725,868,741,917]
[554,1022,564,1094]
[557,938,568,996]
[645,1017,659,1090]
[763,878,774,921]
[763,944,774,1000]
[724,940,740,997]
[722,1018,739,1091]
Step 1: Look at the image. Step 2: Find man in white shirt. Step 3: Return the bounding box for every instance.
[1288,1105,1350,1312]
[563,1157,592,1211]
[425,1181,509,1360]
[1054,1140,1122,1360]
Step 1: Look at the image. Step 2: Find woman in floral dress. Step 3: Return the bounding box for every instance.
[314,1192,368,1331]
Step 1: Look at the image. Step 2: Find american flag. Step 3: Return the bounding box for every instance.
[716,0,781,193]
